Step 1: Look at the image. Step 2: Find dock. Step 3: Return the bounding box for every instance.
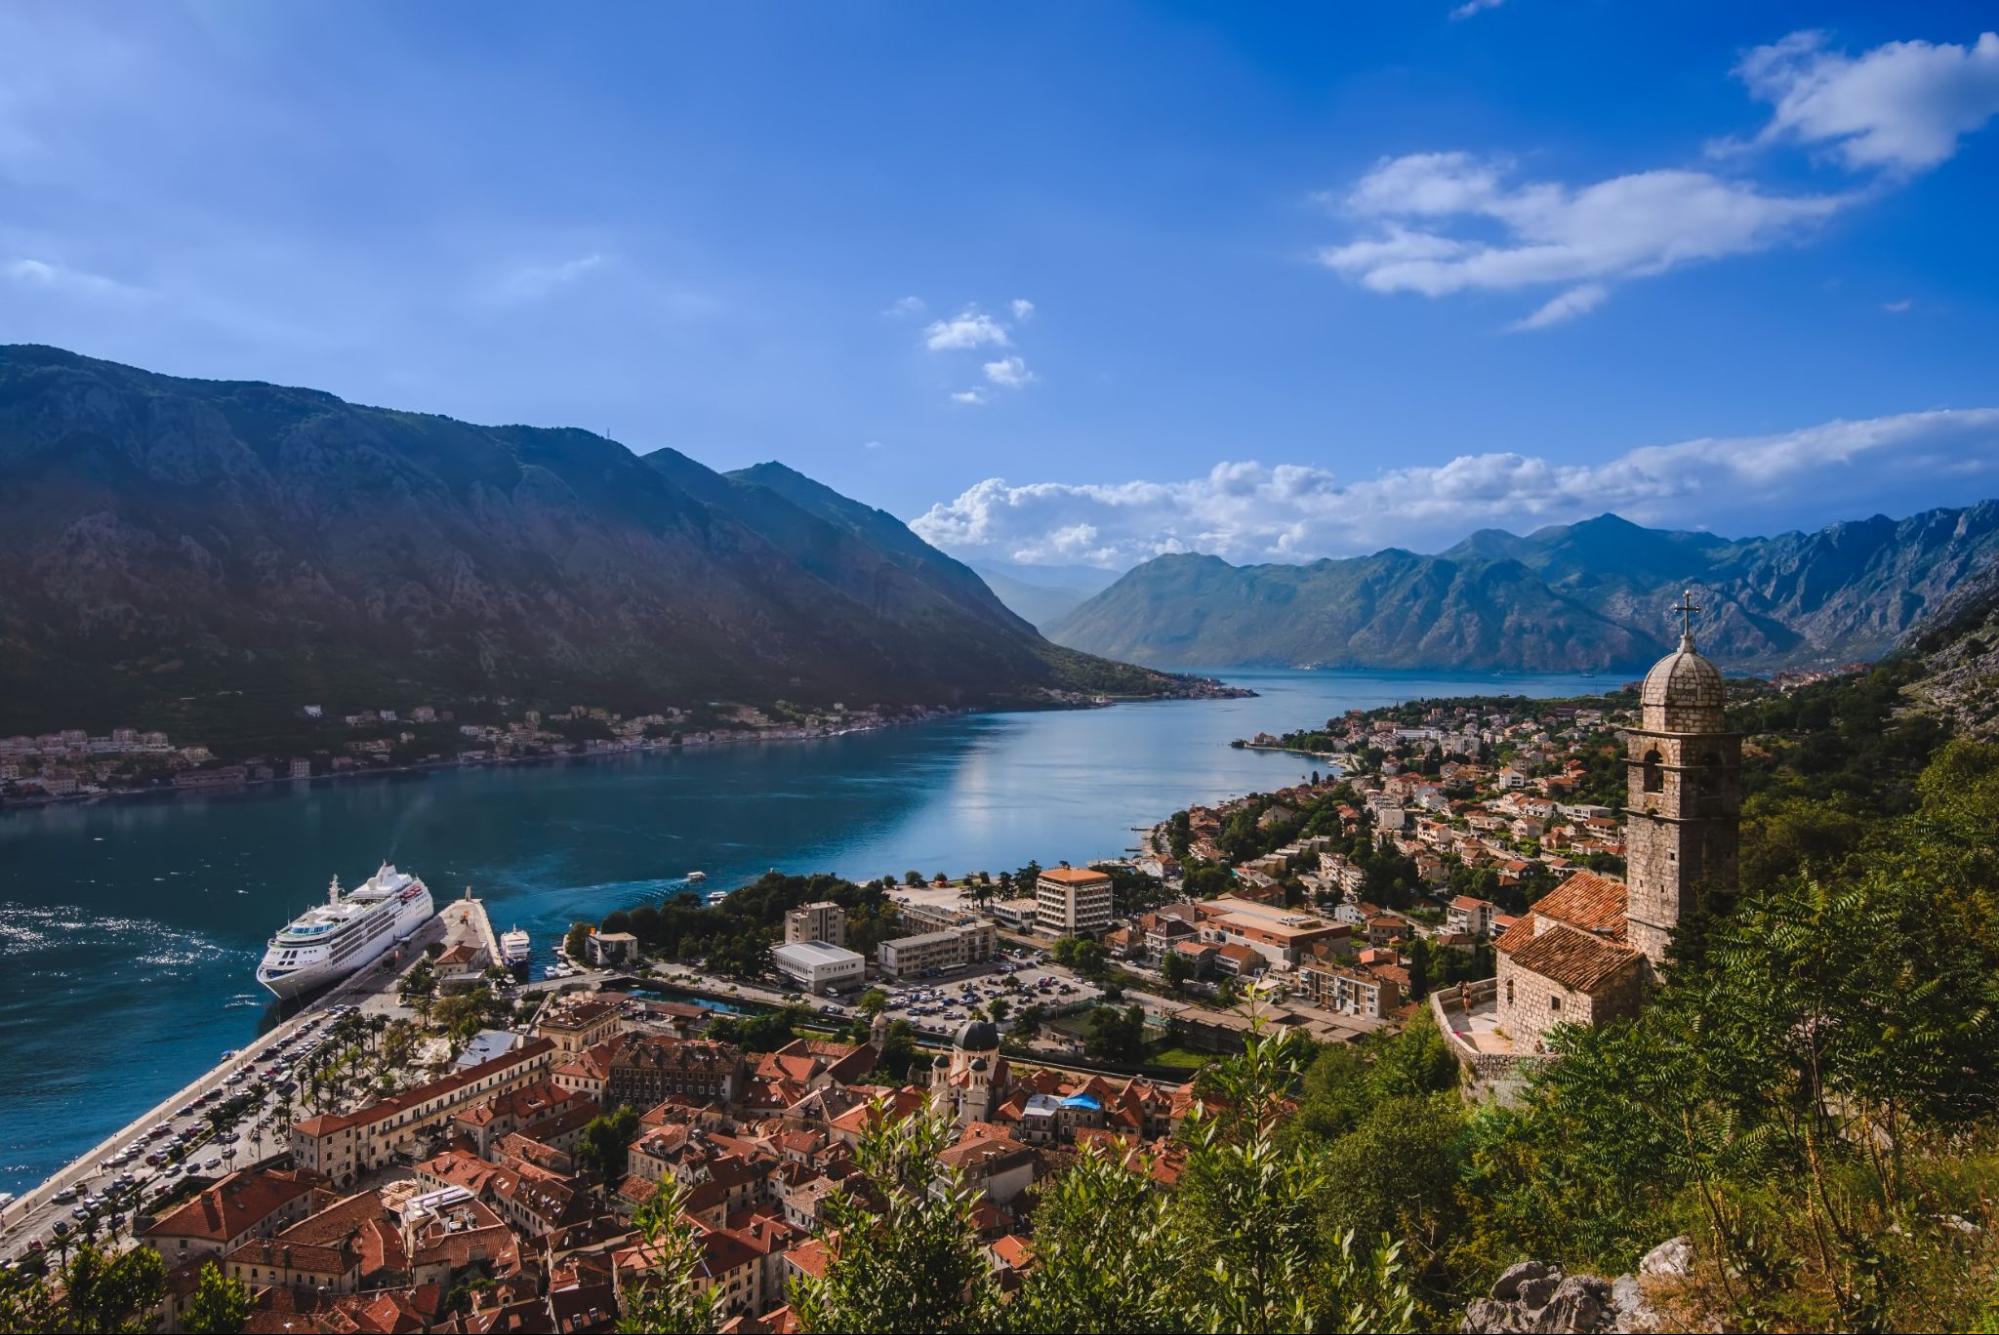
[450,887,504,967]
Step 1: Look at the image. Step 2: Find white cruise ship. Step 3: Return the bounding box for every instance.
[256,863,435,999]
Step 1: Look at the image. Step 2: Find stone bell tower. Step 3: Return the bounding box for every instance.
[1624,593,1741,969]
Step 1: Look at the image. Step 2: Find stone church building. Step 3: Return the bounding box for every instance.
[1447,614,1741,1082]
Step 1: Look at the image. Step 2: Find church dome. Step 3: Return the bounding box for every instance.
[1641,632,1726,732]
[932,1053,950,1069]
[954,1019,1001,1052]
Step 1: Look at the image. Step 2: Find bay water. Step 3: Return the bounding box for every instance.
[0,667,1621,1189]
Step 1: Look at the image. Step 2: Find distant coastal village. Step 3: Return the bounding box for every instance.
[0,697,1030,809]
[0,624,1810,1331]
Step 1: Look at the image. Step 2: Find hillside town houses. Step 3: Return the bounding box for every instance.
[39,625,1749,1331]
[123,990,1208,1332]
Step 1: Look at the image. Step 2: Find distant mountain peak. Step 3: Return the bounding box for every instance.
[1048,502,1999,673]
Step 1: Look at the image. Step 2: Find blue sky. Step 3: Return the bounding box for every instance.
[4,3,1998,569]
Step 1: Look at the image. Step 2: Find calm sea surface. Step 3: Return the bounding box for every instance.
[0,667,1621,1189]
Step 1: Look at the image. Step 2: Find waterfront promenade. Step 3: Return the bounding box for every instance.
[0,895,495,1261]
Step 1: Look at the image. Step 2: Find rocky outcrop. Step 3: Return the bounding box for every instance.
[1460,1239,1693,1334]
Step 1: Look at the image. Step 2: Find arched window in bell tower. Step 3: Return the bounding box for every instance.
[1641,748,1664,793]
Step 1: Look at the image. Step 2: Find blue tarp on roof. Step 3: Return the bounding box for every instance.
[1058,1093,1102,1110]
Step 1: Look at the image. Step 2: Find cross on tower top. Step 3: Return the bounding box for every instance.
[1674,589,1702,642]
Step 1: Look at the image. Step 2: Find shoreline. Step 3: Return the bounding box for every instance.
[0,682,1255,818]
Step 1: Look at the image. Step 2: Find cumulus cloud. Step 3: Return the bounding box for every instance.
[1318,31,1999,327]
[983,355,1036,388]
[923,310,1011,351]
[883,295,927,316]
[1451,0,1504,20]
[1010,297,1036,321]
[910,408,1999,568]
[1319,152,1848,303]
[1729,30,1999,173]
[949,388,988,406]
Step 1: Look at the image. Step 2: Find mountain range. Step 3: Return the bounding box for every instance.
[0,345,1194,737]
[969,562,1121,632]
[1046,508,1999,673]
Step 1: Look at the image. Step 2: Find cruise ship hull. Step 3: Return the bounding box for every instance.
[256,866,434,999]
[256,954,365,1000]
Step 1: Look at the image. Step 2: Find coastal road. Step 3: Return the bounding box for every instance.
[0,907,452,1267]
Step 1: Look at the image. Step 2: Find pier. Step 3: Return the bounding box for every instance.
[452,887,504,967]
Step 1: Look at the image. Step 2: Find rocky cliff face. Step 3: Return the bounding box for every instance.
[1902,559,1999,739]
[1047,509,1999,673]
[0,345,1174,734]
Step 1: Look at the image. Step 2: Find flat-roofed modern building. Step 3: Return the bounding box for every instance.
[773,939,866,994]
[1035,866,1115,938]
[877,919,997,979]
[784,902,847,948]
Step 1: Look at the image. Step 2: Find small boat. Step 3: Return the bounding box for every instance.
[685,870,707,883]
[705,890,729,907]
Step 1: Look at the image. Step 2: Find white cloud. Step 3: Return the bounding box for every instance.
[863,439,886,450]
[1731,30,1999,173]
[923,309,1012,351]
[3,256,146,300]
[949,388,988,406]
[1010,298,1036,321]
[1451,0,1503,21]
[982,355,1036,388]
[1883,297,1914,314]
[492,253,607,302]
[1316,31,1999,326]
[910,408,1999,568]
[1320,152,1848,307]
[1510,282,1608,331]
[883,295,927,317]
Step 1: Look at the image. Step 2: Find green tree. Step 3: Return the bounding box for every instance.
[181,1261,252,1335]
[616,1179,719,1333]
[581,1104,641,1191]
[397,959,438,1019]
[791,1102,999,1332]
[1172,1024,1417,1333]
[1008,1143,1178,1332]
[564,921,593,961]
[56,1243,167,1334]
[857,987,890,1018]
[876,1018,919,1081]
[1403,936,1431,1001]
[1160,948,1194,992]
[1085,1005,1146,1063]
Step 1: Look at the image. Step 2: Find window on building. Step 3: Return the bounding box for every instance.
[1549,995,1561,1013]
[1505,978,1515,1006]
[1641,749,1663,793]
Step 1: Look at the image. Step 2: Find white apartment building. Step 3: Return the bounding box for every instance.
[1035,867,1115,938]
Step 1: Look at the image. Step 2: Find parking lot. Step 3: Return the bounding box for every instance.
[872,949,1106,1032]
[0,1004,365,1273]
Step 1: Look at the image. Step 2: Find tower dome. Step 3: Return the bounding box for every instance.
[1640,593,1725,733]
[1640,632,1725,733]
[954,1018,1000,1052]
